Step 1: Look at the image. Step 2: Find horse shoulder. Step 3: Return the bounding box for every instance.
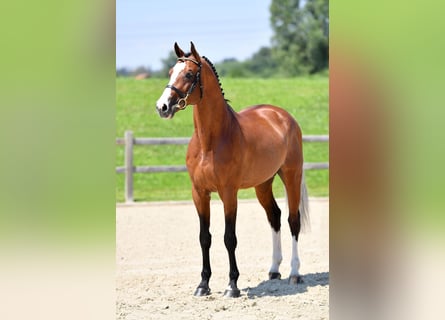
[186,134,218,191]
[186,135,200,171]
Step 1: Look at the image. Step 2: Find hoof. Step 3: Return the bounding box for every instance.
[194,286,211,296]
[269,272,281,280]
[288,275,304,284]
[223,288,241,298]
[223,280,240,298]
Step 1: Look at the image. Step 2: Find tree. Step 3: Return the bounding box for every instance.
[116,67,130,77]
[245,47,279,77]
[216,58,249,77]
[305,0,329,72]
[270,0,328,76]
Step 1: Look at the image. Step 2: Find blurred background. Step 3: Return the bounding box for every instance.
[1,0,445,319]
[116,0,328,77]
[115,0,329,202]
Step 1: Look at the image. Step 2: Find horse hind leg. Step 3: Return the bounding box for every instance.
[278,169,306,284]
[255,177,283,280]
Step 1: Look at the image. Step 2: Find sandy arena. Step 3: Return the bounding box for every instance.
[116,198,328,319]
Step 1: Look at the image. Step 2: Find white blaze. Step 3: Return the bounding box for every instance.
[156,62,186,110]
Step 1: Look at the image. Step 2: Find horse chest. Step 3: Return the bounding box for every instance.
[199,163,216,187]
[187,152,216,190]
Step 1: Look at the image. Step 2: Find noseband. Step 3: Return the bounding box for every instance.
[166,57,203,110]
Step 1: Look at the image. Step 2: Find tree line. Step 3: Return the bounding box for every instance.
[117,0,328,78]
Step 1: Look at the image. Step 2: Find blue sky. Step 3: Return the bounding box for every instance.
[116,0,273,70]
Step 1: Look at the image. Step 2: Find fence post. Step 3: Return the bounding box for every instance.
[124,130,134,202]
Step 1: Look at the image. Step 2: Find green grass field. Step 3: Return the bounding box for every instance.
[116,76,328,202]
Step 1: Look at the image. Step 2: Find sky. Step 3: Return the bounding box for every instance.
[116,0,273,70]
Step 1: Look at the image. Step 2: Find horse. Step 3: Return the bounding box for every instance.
[156,42,309,298]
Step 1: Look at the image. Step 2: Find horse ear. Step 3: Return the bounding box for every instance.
[174,42,184,58]
[190,41,200,60]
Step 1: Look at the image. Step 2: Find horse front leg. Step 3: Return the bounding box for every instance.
[192,186,212,296]
[220,188,240,298]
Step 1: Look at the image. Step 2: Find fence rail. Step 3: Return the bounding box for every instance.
[116,131,329,202]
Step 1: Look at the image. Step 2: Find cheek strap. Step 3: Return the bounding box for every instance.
[165,69,202,110]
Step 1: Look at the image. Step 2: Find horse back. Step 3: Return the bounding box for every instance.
[237,104,302,149]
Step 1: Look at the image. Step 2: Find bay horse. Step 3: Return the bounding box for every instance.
[156,42,309,298]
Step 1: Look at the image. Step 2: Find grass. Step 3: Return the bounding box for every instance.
[116,76,328,202]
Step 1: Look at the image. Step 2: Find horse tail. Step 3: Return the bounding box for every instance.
[283,171,311,233]
[299,171,311,233]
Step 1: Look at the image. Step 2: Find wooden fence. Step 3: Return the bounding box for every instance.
[116,130,329,202]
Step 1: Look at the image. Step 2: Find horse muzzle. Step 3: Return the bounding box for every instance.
[156,87,189,119]
[157,103,173,119]
[156,99,183,119]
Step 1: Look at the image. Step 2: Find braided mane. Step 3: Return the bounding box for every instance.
[202,56,228,102]
[183,52,229,103]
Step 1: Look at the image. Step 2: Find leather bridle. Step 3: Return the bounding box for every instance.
[166,57,203,110]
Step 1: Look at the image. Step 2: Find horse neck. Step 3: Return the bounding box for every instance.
[193,62,236,151]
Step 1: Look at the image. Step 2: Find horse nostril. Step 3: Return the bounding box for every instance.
[161,104,168,112]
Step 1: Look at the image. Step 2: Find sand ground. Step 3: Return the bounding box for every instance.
[116,198,328,319]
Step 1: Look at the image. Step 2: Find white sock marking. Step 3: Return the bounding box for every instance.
[290,235,301,276]
[270,229,283,273]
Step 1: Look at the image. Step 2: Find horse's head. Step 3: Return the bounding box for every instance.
[156,42,202,119]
